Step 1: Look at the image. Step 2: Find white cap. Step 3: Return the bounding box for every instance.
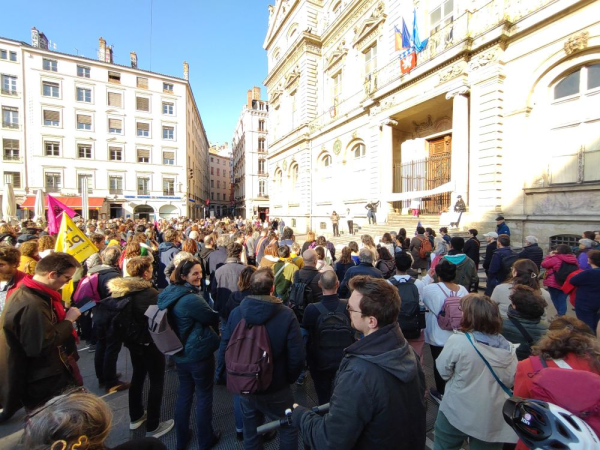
[483,232,498,238]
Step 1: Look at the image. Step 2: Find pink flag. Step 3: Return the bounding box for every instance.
[47,195,77,235]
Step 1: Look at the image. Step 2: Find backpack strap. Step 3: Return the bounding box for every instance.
[465,332,513,397]
[335,300,348,314]
[508,315,534,345]
[314,302,329,316]
[274,262,288,281]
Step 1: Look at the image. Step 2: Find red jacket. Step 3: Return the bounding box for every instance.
[561,269,584,306]
[6,270,29,303]
[541,253,579,289]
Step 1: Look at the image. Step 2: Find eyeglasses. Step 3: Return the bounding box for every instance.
[346,303,362,315]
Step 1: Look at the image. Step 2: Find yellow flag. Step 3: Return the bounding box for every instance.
[62,279,75,304]
[54,214,98,262]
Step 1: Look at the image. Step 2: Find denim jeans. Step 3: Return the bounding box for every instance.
[434,411,503,450]
[94,323,123,386]
[548,286,568,316]
[214,320,227,383]
[296,327,309,383]
[174,357,215,450]
[240,386,297,450]
[233,394,243,432]
[128,343,165,431]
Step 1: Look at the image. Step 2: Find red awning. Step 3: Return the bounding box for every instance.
[20,196,105,209]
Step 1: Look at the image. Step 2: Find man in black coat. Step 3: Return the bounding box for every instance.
[463,229,481,269]
[518,235,544,270]
[482,231,498,275]
[224,268,304,450]
[338,248,383,298]
[291,275,426,449]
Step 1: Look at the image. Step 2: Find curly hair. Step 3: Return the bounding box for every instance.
[532,316,600,373]
[38,235,56,253]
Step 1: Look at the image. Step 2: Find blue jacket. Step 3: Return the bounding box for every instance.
[339,262,383,298]
[570,268,600,308]
[157,242,180,289]
[496,222,510,236]
[224,294,305,394]
[157,283,220,364]
[486,247,514,295]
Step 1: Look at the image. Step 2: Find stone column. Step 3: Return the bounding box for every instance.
[379,118,398,223]
[446,86,470,208]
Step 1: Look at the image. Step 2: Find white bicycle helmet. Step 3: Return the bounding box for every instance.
[503,397,599,449]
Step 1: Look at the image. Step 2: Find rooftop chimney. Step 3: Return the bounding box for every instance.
[98,37,113,63]
[252,86,261,101]
[247,89,253,108]
[183,61,189,80]
[130,51,137,68]
[31,27,49,49]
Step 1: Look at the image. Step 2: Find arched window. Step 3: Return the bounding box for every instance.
[274,48,281,62]
[290,163,299,194]
[352,143,366,159]
[320,154,333,192]
[288,24,298,43]
[332,1,342,16]
[274,168,283,191]
[349,142,366,199]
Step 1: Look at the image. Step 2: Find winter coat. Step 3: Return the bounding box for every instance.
[273,259,299,302]
[2,270,28,310]
[483,240,498,272]
[375,258,396,279]
[518,244,544,270]
[223,289,251,320]
[107,277,158,345]
[294,266,323,304]
[339,262,383,298]
[496,222,510,236]
[541,253,579,289]
[198,246,215,281]
[409,235,429,270]
[501,307,548,360]
[437,331,518,443]
[291,323,426,450]
[432,254,478,293]
[224,294,305,394]
[487,247,515,294]
[463,237,481,268]
[157,242,180,289]
[578,249,592,271]
[211,259,246,317]
[157,283,219,364]
[0,284,76,419]
[207,246,227,277]
[334,261,355,285]
[0,233,16,246]
[570,268,600,313]
[491,283,551,318]
[18,255,38,275]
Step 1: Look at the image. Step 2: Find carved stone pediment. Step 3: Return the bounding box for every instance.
[270,86,283,107]
[353,2,386,51]
[265,0,299,49]
[284,67,300,92]
[325,40,348,73]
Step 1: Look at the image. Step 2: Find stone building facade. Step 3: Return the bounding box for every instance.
[209,144,232,218]
[232,87,270,220]
[263,0,600,249]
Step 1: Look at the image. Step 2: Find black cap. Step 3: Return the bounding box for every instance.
[495,215,505,221]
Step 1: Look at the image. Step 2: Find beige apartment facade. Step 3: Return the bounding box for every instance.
[264,0,600,249]
[209,145,232,218]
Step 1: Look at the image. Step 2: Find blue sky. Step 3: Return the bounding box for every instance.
[3,0,273,144]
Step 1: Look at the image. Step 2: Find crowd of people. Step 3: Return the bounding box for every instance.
[0,214,599,450]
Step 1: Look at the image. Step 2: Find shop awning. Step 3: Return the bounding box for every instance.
[20,196,105,209]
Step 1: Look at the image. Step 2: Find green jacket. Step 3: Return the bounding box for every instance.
[273,259,299,302]
[501,307,548,360]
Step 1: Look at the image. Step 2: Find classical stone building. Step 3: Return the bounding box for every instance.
[263,0,600,249]
[231,87,270,220]
[209,143,232,218]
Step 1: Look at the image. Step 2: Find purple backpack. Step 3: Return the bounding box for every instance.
[72,273,100,306]
[435,285,463,331]
[225,318,273,394]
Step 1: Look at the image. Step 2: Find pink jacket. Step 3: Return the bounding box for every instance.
[541,253,579,289]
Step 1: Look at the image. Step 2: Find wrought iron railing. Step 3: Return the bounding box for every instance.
[394,153,451,214]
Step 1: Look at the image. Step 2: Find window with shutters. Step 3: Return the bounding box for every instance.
[163,151,175,165]
[163,82,174,93]
[137,177,150,195]
[163,102,174,115]
[42,81,59,98]
[163,126,174,140]
[78,144,92,159]
[137,148,150,163]
[77,114,92,130]
[430,0,454,34]
[258,138,265,152]
[1,75,17,95]
[2,106,18,128]
[107,92,122,108]
[259,180,266,197]
[77,174,93,193]
[3,172,21,188]
[109,146,123,161]
[217,180,220,189]
[3,139,19,161]
[364,44,377,81]
[77,66,90,78]
[217,193,221,201]
[163,178,175,195]
[137,77,148,89]
[45,172,61,192]
[43,59,57,72]
[211,180,214,188]
[217,168,220,176]
[109,176,123,194]
[136,96,150,112]
[43,110,60,127]
[108,71,121,84]
[137,122,150,137]
[108,118,122,134]
[211,167,214,175]
[76,87,91,103]
[259,120,265,131]
[45,141,60,156]
[258,159,265,174]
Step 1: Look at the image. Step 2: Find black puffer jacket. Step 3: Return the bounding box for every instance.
[292,323,426,450]
[518,244,544,270]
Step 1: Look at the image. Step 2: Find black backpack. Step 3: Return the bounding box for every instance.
[289,271,318,321]
[389,277,422,339]
[94,296,145,344]
[554,261,579,286]
[311,302,355,371]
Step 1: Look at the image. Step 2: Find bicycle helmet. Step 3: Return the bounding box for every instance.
[503,397,599,449]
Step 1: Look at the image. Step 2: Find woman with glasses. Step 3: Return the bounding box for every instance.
[157,259,221,450]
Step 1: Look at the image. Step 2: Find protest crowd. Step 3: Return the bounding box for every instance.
[0,205,599,450]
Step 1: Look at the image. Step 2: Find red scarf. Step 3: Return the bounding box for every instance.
[22,276,78,342]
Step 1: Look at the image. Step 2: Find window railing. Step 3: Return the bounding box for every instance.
[109,188,123,195]
[46,186,60,193]
[138,189,150,195]
[1,89,17,96]
[2,122,19,129]
[163,189,175,196]
[3,154,20,161]
[258,172,269,177]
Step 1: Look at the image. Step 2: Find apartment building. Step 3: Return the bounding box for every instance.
[231,87,270,220]
[209,143,232,218]
[0,28,209,221]
[264,0,600,248]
